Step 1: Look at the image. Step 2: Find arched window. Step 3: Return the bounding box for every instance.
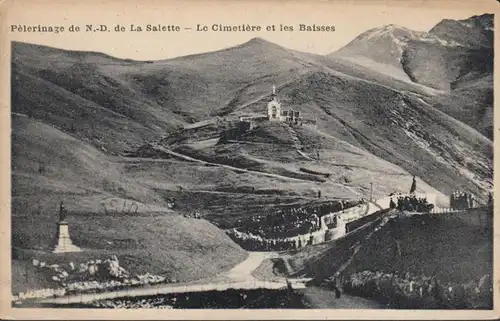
[271,106,277,118]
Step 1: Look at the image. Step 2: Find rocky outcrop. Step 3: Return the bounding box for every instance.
[32,255,130,285]
[12,256,171,303]
[86,255,130,280]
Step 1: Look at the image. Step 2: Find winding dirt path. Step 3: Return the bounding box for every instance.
[35,252,306,305]
[149,143,320,183]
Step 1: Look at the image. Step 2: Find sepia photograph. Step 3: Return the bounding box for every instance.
[1,0,497,319]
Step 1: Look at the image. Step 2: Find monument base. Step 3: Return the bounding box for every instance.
[52,221,82,253]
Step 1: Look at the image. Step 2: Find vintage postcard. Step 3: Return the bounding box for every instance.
[0,0,498,319]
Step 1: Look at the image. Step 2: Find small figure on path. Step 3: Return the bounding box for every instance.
[331,272,343,298]
[409,175,417,194]
[38,162,45,174]
[468,194,474,208]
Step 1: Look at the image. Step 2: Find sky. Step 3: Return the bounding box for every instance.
[4,0,497,61]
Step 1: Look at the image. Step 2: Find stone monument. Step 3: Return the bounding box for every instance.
[52,201,82,253]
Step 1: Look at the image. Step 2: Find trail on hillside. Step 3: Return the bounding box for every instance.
[297,150,315,160]
[283,123,303,150]
[35,252,309,305]
[147,143,324,183]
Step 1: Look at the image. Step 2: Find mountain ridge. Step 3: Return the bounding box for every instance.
[329,13,493,138]
[11,13,493,206]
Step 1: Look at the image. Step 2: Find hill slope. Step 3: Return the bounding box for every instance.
[284,210,492,286]
[11,114,248,284]
[12,42,188,155]
[150,117,446,201]
[11,38,326,154]
[237,70,492,200]
[132,37,324,118]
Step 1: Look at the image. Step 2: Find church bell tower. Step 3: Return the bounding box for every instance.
[267,84,281,121]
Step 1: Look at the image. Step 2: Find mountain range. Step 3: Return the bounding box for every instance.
[10,13,494,280]
[331,13,493,138]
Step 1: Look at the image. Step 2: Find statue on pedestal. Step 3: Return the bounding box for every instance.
[53,200,81,253]
[59,201,67,222]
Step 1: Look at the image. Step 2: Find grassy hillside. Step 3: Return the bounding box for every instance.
[433,75,493,139]
[11,114,248,287]
[10,19,494,298]
[239,71,491,201]
[11,26,493,264]
[103,37,323,119]
[147,117,446,204]
[344,212,492,284]
[284,209,492,287]
[12,42,187,155]
[11,38,324,154]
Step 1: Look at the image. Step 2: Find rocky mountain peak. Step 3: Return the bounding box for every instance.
[429,13,493,48]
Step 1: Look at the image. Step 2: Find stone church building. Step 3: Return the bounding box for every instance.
[267,85,303,125]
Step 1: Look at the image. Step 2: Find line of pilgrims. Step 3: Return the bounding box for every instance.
[450,191,476,210]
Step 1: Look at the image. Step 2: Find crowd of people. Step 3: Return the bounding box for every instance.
[239,208,320,239]
[450,191,476,210]
[226,228,316,251]
[389,195,434,213]
[235,199,364,239]
[227,199,368,251]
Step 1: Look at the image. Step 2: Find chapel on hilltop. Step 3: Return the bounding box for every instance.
[267,85,303,125]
